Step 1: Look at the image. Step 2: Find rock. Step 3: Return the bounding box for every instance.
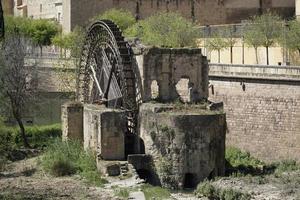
[106,163,120,176]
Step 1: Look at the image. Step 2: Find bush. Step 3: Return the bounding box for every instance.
[113,187,130,200]
[274,160,300,174]
[195,181,217,199]
[10,124,62,148]
[226,147,264,168]
[92,9,136,31]
[195,180,251,200]
[125,12,199,47]
[141,184,171,200]
[40,139,107,186]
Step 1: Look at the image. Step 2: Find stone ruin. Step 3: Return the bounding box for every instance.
[62,20,226,189]
[62,46,226,189]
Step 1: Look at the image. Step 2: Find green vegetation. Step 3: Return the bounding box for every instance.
[205,31,228,63]
[226,147,264,169]
[195,180,251,200]
[284,20,300,54]
[125,12,199,47]
[52,26,85,58]
[141,184,171,200]
[0,123,61,149]
[40,139,107,186]
[4,16,60,55]
[113,187,130,200]
[243,12,282,65]
[93,8,136,31]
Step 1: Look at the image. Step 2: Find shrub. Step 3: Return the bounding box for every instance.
[51,158,76,176]
[40,139,107,186]
[113,187,130,200]
[92,9,136,31]
[274,160,300,174]
[141,184,171,200]
[226,147,264,168]
[125,12,199,47]
[195,181,217,199]
[195,180,251,200]
[219,188,251,200]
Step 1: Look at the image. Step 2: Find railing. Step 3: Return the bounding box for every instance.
[209,63,300,81]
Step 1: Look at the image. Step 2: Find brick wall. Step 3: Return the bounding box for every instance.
[209,64,300,162]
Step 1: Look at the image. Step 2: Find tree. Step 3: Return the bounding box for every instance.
[246,13,283,65]
[0,1,4,39]
[243,23,264,64]
[4,16,32,37]
[125,12,199,47]
[206,31,228,63]
[222,26,238,64]
[29,19,60,56]
[92,8,136,31]
[283,20,300,54]
[0,32,37,148]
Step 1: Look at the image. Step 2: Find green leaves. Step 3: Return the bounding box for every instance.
[125,12,199,48]
[4,16,60,47]
[93,8,136,31]
[29,19,60,47]
[244,12,283,48]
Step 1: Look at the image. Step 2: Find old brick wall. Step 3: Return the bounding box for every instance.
[209,64,300,162]
[65,0,295,32]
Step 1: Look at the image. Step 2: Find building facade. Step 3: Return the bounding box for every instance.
[2,0,62,23]
[62,0,295,32]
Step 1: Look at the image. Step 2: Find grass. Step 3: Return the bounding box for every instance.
[195,180,251,200]
[0,123,61,149]
[141,184,171,200]
[113,187,130,200]
[40,139,107,186]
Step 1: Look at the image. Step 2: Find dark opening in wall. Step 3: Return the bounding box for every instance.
[183,173,197,188]
[137,169,155,184]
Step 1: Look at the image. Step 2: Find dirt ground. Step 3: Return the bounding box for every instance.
[0,157,117,200]
[1,157,300,200]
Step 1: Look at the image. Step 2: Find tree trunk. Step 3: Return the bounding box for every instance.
[13,109,30,148]
[230,46,233,64]
[255,47,259,64]
[266,46,269,65]
[218,50,221,63]
[40,45,43,56]
[191,0,195,23]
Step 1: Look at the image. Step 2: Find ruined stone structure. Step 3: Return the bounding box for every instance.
[209,63,300,162]
[62,0,295,32]
[83,104,126,160]
[138,103,226,188]
[62,20,226,189]
[135,48,208,102]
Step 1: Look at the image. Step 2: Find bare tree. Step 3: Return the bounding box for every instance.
[0,32,37,148]
[0,0,4,39]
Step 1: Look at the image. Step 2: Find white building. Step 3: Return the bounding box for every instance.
[12,0,63,24]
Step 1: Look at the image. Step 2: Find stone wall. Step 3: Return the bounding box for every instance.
[83,104,126,160]
[61,102,83,142]
[63,0,295,32]
[138,103,226,189]
[209,64,300,162]
[135,47,209,103]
